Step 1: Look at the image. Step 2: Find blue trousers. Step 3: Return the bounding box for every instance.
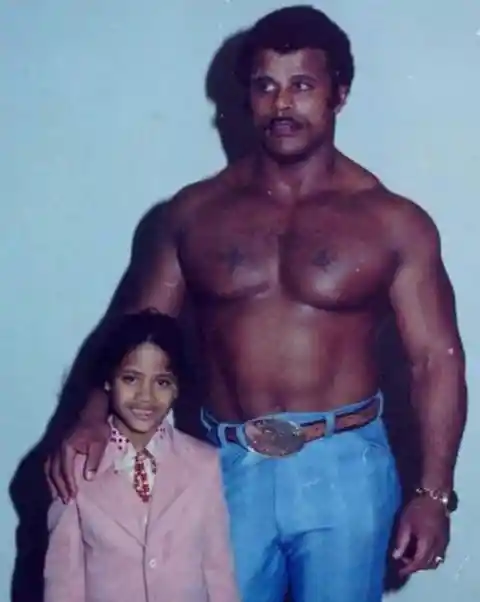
[202,395,401,602]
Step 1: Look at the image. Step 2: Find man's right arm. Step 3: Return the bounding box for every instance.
[124,197,186,316]
[48,196,188,501]
[82,197,187,419]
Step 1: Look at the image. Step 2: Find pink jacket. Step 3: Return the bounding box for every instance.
[44,426,239,602]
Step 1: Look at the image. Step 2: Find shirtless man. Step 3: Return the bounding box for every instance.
[47,6,466,602]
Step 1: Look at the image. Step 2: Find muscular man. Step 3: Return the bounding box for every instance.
[48,6,466,602]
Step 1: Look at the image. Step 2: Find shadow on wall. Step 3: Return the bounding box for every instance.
[205,27,256,164]
[10,29,420,601]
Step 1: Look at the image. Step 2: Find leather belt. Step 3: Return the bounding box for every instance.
[224,395,381,449]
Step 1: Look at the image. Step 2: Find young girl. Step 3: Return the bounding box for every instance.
[44,310,239,602]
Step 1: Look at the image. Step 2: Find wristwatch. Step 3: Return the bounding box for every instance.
[414,486,459,514]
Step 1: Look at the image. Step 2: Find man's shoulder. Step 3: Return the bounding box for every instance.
[137,169,229,240]
[365,187,441,260]
[167,167,232,220]
[375,188,439,238]
[340,154,437,234]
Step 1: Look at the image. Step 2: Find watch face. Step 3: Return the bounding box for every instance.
[448,490,459,512]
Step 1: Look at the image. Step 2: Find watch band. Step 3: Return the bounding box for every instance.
[414,486,458,513]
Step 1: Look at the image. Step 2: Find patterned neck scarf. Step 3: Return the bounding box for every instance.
[110,422,165,503]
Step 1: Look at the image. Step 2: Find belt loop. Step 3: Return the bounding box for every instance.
[200,408,212,431]
[376,391,384,418]
[235,425,249,449]
[324,412,335,437]
[216,424,228,446]
[200,408,228,446]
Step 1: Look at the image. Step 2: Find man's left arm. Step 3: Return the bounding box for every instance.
[387,199,467,575]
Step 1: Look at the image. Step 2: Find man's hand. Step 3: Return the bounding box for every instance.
[393,495,449,576]
[45,421,110,503]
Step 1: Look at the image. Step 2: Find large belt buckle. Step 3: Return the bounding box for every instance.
[243,417,306,457]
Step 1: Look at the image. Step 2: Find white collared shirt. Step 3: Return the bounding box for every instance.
[109,418,166,492]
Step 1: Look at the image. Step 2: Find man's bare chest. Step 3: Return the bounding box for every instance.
[179,198,393,307]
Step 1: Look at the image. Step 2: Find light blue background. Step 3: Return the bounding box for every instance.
[1,0,479,599]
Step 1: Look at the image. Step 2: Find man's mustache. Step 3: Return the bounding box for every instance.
[265,117,303,130]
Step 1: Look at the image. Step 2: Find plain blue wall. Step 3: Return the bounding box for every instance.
[1,0,479,599]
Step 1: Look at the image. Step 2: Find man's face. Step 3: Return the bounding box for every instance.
[249,48,348,162]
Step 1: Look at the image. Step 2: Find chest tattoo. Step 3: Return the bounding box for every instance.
[217,246,246,273]
[311,247,337,269]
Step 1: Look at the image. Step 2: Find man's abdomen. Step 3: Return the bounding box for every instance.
[200,297,381,421]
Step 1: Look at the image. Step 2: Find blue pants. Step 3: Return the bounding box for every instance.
[202,395,401,602]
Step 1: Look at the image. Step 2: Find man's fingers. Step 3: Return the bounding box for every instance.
[44,457,57,498]
[46,424,109,500]
[83,439,105,480]
[398,537,431,576]
[426,539,447,569]
[392,524,411,560]
[60,443,78,500]
[49,452,70,503]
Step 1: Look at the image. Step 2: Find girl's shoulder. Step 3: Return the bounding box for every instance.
[171,428,219,468]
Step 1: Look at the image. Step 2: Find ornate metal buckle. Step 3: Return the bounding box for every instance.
[243,417,306,457]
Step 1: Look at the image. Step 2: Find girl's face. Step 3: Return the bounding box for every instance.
[108,342,177,448]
